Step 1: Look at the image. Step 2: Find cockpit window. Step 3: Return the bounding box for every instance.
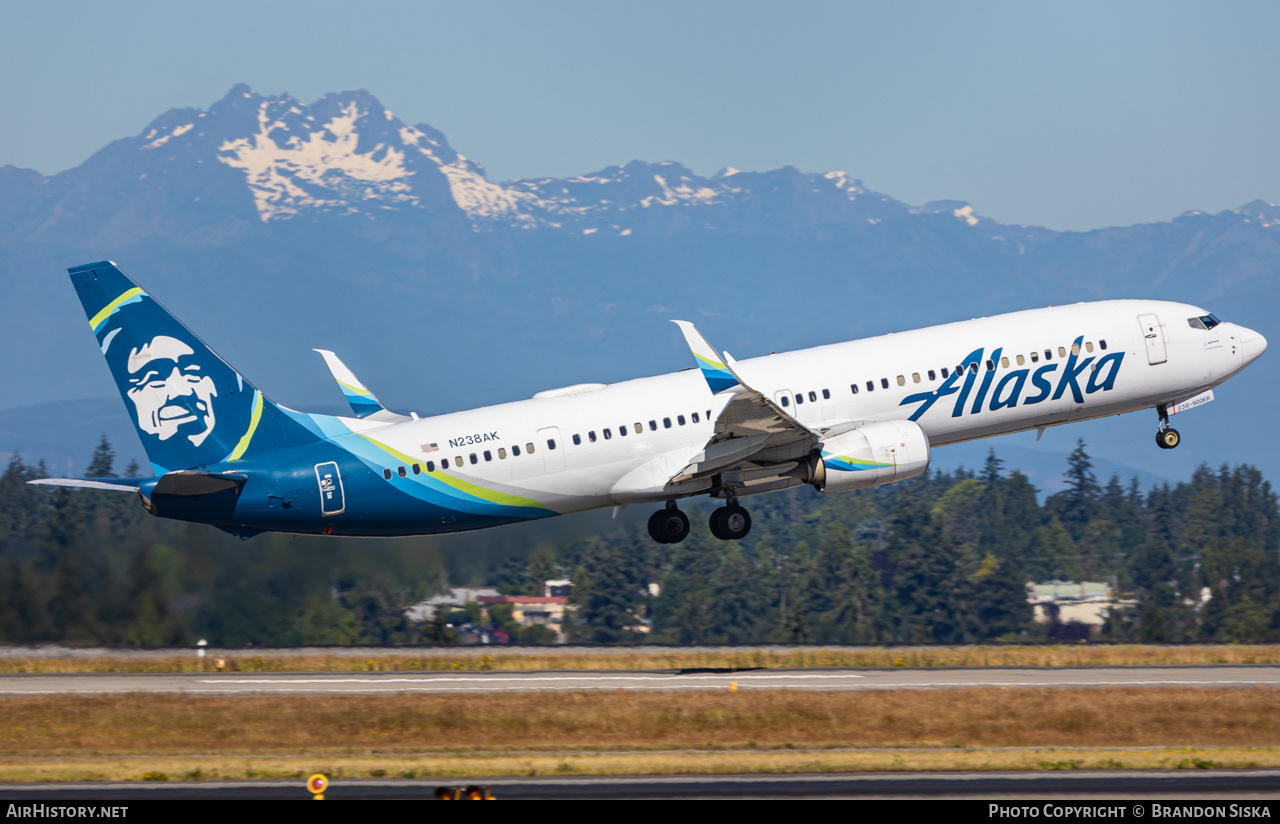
[1189,315,1220,330]
[1188,317,1207,330]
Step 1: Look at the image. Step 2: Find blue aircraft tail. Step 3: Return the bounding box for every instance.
[69,261,311,474]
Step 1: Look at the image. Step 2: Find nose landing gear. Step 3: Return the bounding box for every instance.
[1155,404,1181,449]
[647,502,690,544]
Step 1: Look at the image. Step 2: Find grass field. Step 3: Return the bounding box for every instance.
[2,687,1279,781]
[4,644,1280,674]
[0,747,1275,783]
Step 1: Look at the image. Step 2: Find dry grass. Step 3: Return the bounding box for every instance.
[2,688,1280,755]
[4,644,1280,674]
[0,747,1276,783]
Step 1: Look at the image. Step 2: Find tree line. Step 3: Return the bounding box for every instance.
[1,436,1277,646]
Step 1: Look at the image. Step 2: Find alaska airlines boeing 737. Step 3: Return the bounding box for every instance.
[33,261,1267,544]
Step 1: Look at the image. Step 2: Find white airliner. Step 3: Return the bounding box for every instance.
[41,263,1268,543]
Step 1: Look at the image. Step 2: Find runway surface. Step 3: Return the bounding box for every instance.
[1,771,1278,799]
[2,665,1280,695]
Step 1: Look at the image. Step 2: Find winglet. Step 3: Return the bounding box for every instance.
[313,349,396,419]
[671,321,738,394]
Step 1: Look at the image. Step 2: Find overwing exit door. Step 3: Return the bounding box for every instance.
[1138,313,1167,365]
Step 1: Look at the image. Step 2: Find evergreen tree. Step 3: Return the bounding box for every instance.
[85,436,115,478]
[976,554,1032,640]
[1047,438,1099,538]
[0,562,48,643]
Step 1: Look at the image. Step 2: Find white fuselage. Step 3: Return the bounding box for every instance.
[343,299,1265,521]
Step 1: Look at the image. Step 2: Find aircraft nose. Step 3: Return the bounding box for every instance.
[1240,326,1268,366]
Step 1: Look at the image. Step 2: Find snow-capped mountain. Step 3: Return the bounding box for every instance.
[2,85,1022,244]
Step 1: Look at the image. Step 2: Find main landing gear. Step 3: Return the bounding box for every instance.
[647,502,690,544]
[709,502,752,541]
[646,498,754,543]
[1155,404,1181,450]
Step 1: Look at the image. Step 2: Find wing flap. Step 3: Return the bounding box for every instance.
[664,321,819,486]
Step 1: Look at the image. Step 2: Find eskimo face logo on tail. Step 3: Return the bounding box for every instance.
[94,288,257,470]
[126,335,218,446]
[899,337,1125,421]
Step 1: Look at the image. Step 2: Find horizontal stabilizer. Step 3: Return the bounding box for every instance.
[28,477,147,492]
[672,320,738,394]
[152,470,247,497]
[313,349,410,422]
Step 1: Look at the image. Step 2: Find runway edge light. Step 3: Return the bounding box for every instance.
[308,773,328,800]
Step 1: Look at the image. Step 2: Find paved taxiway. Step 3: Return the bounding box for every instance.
[2,666,1280,694]
[1,771,1278,799]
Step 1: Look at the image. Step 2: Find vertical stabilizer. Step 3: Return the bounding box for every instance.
[69,261,310,473]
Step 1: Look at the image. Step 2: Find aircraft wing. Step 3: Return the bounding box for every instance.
[313,349,412,423]
[669,321,820,483]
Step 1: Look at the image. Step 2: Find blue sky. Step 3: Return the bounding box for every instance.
[2,0,1277,230]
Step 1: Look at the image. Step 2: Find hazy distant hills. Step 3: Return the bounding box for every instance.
[2,85,1278,485]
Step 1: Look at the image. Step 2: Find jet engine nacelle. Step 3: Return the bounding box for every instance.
[801,420,931,493]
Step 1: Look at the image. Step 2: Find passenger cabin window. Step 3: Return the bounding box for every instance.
[649,420,657,431]
[454,455,462,466]
[867,381,875,392]
[1071,343,1080,356]
[881,378,890,389]
[588,431,597,442]
[678,415,686,425]
[1057,346,1067,358]
[1100,340,1108,350]
[1030,351,1039,363]
[808,391,817,402]
[617,425,626,437]
[850,383,859,394]
[398,466,407,477]
[1085,342,1094,353]
[822,389,830,399]
[781,396,790,407]
[572,434,581,446]
[1000,357,1010,368]
[603,428,612,440]
[547,439,557,450]
[1044,349,1052,361]
[383,468,392,480]
[896,375,905,386]
[1016,355,1025,365]
[941,367,949,378]
[692,412,700,423]
[512,445,521,456]
[794,394,803,405]
[663,418,672,428]
[927,370,936,381]
[526,443,535,453]
[985,359,995,372]
[412,463,421,475]
[441,459,449,469]
[498,448,507,459]
[969,362,979,374]
[484,450,492,461]
[912,373,921,383]
[470,454,478,465]
[426,461,435,472]
[634,423,643,434]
